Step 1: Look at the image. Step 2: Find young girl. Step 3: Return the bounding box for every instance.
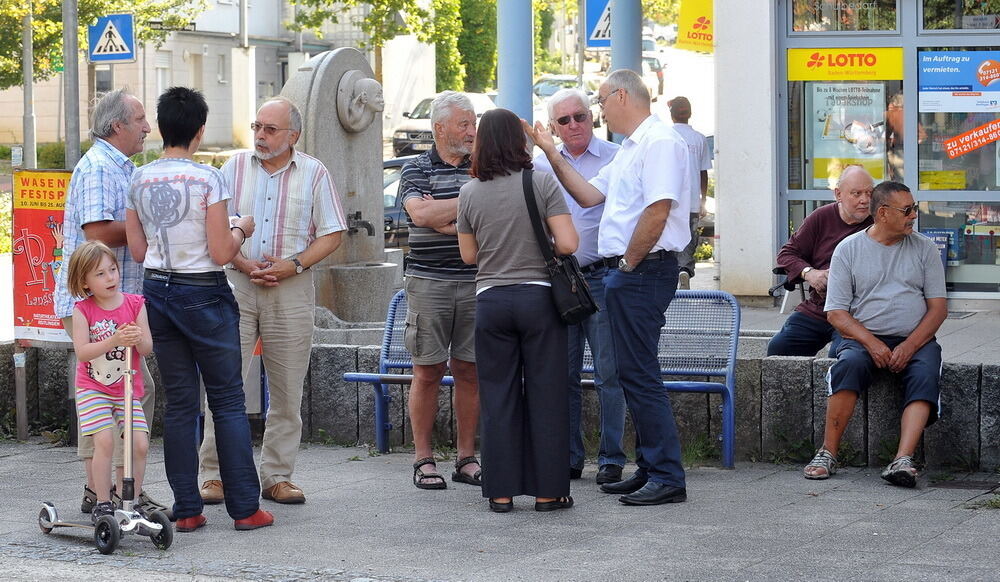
[67,241,153,522]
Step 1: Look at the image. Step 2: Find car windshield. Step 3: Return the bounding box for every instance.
[533,78,576,98]
[408,98,434,119]
[643,57,661,71]
[642,38,656,52]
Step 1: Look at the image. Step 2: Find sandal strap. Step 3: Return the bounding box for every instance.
[888,455,914,470]
[454,456,480,470]
[806,448,837,469]
[412,457,437,471]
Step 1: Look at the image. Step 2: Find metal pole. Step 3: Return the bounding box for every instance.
[610,0,641,74]
[62,0,81,168]
[22,12,37,168]
[240,0,249,49]
[577,0,585,86]
[496,0,533,122]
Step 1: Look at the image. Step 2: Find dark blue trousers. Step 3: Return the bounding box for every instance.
[767,311,842,357]
[604,255,686,488]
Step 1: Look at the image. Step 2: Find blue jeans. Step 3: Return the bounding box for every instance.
[767,311,841,357]
[568,265,626,469]
[604,255,686,488]
[143,276,261,521]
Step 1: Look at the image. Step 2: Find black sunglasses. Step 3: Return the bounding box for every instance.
[555,112,589,126]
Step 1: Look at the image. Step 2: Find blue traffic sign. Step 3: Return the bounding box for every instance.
[586,0,611,48]
[88,14,136,64]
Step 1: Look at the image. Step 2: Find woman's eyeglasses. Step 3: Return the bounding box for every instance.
[555,113,589,126]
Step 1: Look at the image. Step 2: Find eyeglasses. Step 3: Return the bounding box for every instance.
[250,122,293,136]
[884,203,918,216]
[555,112,590,126]
[597,89,622,109]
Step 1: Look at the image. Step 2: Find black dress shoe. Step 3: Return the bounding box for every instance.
[619,482,687,506]
[489,499,513,513]
[599,472,647,494]
[595,464,623,485]
[569,468,583,480]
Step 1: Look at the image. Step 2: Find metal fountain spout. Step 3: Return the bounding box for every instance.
[347,210,375,236]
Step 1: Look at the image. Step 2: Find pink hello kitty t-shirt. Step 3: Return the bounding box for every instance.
[74,293,145,398]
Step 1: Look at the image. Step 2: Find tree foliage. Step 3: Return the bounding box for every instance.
[0,0,207,91]
[457,0,495,92]
[433,0,464,91]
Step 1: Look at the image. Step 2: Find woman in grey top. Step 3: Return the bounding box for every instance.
[456,108,578,513]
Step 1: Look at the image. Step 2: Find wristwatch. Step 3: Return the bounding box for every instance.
[292,257,305,274]
[801,266,814,279]
[618,257,634,272]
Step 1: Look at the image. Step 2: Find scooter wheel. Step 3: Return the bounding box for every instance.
[147,510,173,550]
[38,507,53,534]
[94,515,120,555]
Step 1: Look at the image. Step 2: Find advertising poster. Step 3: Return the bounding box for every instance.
[918,50,1000,113]
[12,169,72,343]
[675,0,714,54]
[809,82,886,188]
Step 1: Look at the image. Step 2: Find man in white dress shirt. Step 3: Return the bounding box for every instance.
[666,96,713,289]
[527,69,691,506]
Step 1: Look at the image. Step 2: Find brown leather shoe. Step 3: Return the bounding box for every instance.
[200,480,224,505]
[262,481,305,504]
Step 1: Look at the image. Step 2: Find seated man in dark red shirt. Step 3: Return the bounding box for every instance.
[767,165,875,357]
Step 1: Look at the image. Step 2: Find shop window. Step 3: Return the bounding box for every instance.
[923,0,1000,30]
[787,48,905,189]
[919,201,1000,292]
[792,0,898,32]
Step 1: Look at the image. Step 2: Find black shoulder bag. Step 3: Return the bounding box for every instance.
[521,169,598,325]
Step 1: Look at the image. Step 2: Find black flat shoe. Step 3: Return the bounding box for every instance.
[489,498,513,513]
[595,464,623,485]
[569,467,583,480]
[534,496,573,512]
[619,482,687,506]
[599,472,647,494]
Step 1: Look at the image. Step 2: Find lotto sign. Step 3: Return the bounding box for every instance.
[675,0,714,54]
[12,170,72,342]
[788,47,903,81]
[88,13,136,64]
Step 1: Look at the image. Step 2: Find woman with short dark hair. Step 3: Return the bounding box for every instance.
[456,108,579,513]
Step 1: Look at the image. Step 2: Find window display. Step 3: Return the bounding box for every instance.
[923,0,1000,30]
[919,201,1000,292]
[792,0,898,32]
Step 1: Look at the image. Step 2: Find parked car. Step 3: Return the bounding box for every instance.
[643,55,665,97]
[640,59,661,101]
[391,92,496,157]
[531,74,603,127]
[383,155,416,249]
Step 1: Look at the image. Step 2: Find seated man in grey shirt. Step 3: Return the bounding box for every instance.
[803,181,947,488]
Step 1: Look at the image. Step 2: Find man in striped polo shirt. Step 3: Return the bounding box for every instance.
[198,96,346,505]
[398,92,482,490]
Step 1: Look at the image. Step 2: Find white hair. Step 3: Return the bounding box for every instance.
[430,91,475,126]
[89,89,133,141]
[262,96,302,132]
[606,69,649,106]
[546,88,590,120]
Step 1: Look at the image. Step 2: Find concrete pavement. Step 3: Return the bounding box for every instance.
[1,437,998,581]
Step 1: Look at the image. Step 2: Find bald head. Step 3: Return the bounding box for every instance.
[834,166,874,225]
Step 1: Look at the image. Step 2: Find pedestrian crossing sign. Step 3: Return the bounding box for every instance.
[88,13,136,64]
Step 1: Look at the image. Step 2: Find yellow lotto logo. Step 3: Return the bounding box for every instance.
[788,47,903,81]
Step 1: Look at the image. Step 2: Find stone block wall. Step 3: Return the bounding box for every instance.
[2,342,998,471]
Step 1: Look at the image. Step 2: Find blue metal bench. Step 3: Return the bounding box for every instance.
[345,288,740,467]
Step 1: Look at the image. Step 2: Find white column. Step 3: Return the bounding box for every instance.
[715,1,779,297]
[231,46,256,148]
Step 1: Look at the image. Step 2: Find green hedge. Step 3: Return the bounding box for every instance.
[37,142,93,170]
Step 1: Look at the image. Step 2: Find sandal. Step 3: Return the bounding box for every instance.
[881,455,918,488]
[412,457,447,490]
[803,448,837,480]
[452,456,483,486]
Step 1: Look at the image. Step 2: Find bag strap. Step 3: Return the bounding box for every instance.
[521,169,555,262]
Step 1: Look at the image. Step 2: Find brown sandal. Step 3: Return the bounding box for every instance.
[452,456,483,486]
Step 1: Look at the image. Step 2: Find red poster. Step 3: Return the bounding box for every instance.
[12,169,72,343]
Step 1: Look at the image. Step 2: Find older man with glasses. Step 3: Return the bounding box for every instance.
[533,88,625,486]
[804,181,947,487]
[198,96,346,506]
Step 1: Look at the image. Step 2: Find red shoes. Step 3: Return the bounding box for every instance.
[234,509,274,531]
[176,514,207,532]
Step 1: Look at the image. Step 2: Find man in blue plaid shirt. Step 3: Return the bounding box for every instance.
[54,88,168,517]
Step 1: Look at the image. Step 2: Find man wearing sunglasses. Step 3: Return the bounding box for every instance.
[198,96,347,505]
[804,181,947,488]
[533,88,625,487]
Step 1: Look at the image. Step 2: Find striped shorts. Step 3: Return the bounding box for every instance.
[75,387,149,437]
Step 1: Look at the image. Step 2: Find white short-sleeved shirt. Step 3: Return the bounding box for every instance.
[671,122,713,209]
[589,115,691,257]
[127,158,231,272]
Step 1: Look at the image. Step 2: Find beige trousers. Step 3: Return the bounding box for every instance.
[198,269,314,489]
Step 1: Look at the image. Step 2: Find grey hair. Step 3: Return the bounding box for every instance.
[606,69,649,106]
[546,88,590,120]
[262,96,303,132]
[833,164,873,190]
[90,89,134,141]
[431,91,474,126]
